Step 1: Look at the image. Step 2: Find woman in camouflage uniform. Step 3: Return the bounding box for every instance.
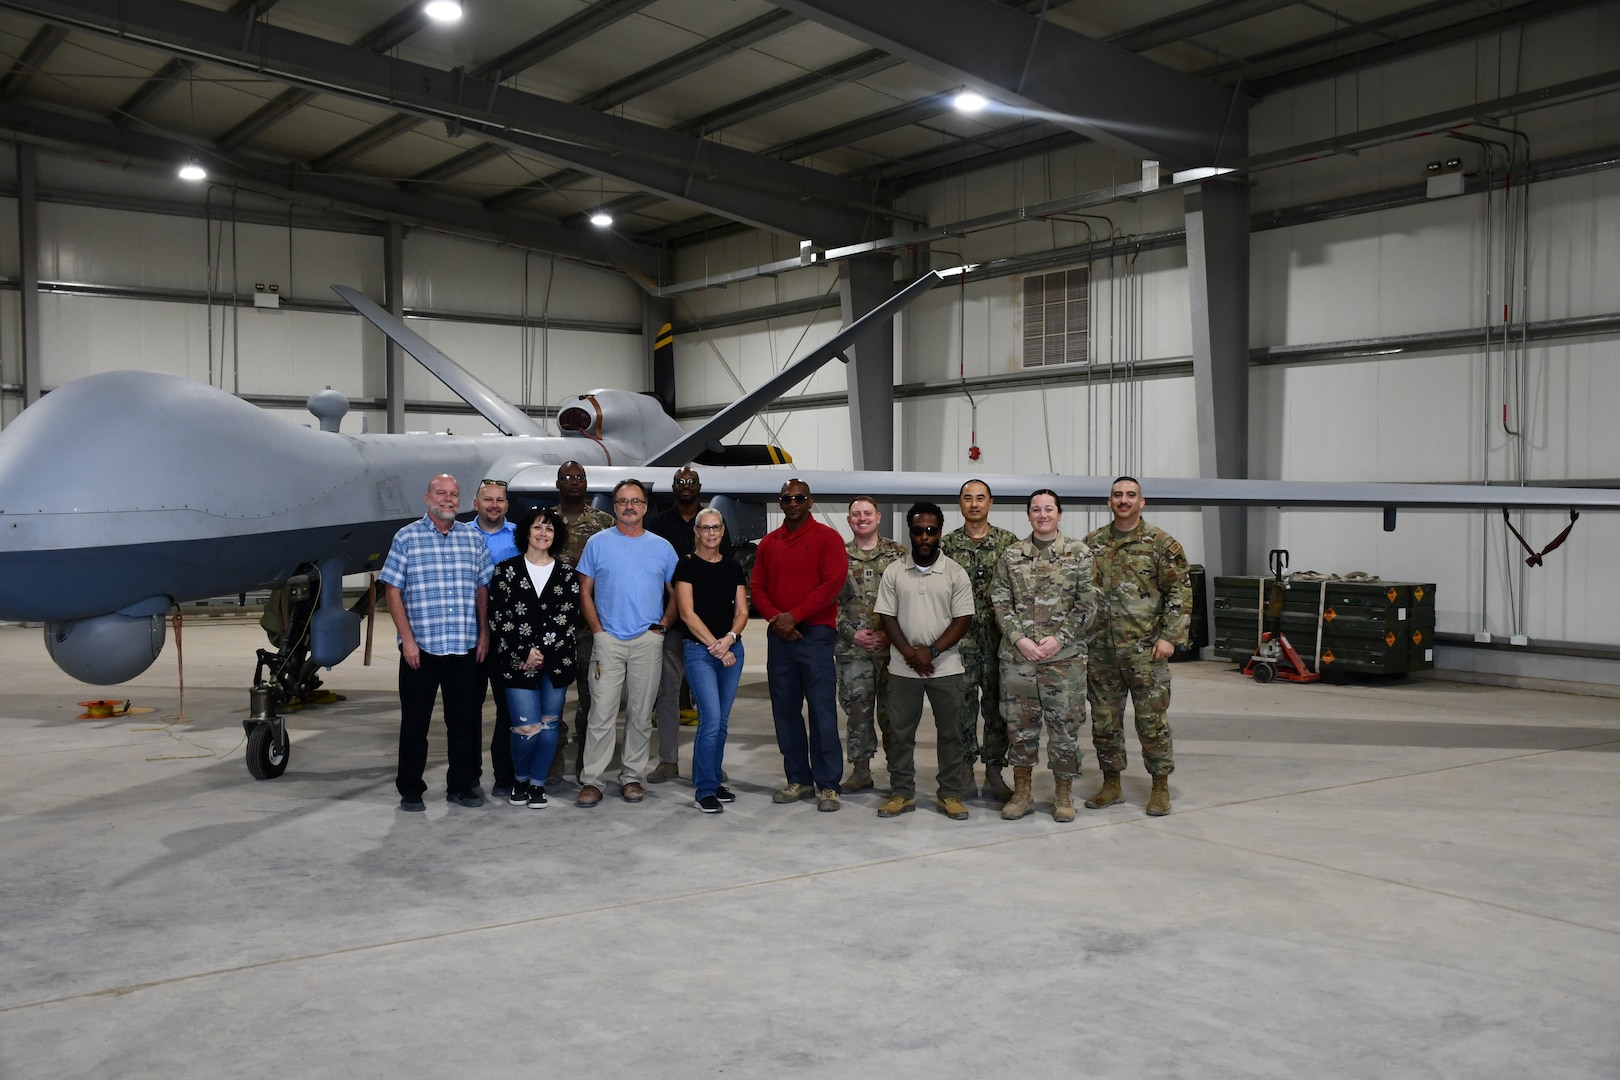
[989,490,1097,822]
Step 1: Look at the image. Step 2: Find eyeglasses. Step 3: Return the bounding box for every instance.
[614,498,646,507]
[557,473,585,483]
[909,525,941,536]
[478,478,507,488]
[673,478,699,488]
[779,494,810,504]
[696,524,724,532]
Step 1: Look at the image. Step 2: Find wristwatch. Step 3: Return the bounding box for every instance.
[927,644,941,659]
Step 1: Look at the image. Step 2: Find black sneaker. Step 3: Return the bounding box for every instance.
[508,783,529,806]
[714,785,736,804]
[695,794,723,814]
[446,789,485,808]
[527,787,549,809]
[399,797,426,813]
[492,783,514,800]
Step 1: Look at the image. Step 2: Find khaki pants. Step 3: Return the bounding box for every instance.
[580,629,664,792]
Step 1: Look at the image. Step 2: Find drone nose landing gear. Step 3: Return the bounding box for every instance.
[1241,549,1320,685]
[244,683,290,779]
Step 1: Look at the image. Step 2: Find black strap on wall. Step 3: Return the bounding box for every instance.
[1502,508,1580,567]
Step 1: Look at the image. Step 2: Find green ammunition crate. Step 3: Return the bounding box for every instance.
[1211,577,1437,677]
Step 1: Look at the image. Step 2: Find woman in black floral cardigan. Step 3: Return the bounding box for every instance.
[489,507,579,808]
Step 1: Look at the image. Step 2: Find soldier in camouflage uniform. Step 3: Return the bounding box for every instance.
[1083,476,1191,817]
[550,460,616,785]
[990,489,1096,822]
[835,496,907,792]
[940,480,1018,802]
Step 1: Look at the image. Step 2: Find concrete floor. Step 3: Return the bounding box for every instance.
[2,614,1618,1079]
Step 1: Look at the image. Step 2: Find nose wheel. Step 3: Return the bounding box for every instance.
[246,719,290,779]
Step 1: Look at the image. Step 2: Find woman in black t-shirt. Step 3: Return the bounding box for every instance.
[672,507,748,813]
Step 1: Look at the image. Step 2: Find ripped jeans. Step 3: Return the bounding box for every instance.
[504,680,569,786]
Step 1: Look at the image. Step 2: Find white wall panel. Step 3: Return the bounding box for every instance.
[544,327,644,402]
[39,294,210,385]
[41,204,210,290]
[232,309,368,398]
[404,232,642,323]
[674,309,852,414]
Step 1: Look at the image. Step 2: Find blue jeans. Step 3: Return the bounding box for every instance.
[766,624,843,790]
[684,639,744,799]
[504,680,568,786]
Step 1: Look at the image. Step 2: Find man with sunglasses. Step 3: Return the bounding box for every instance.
[575,478,678,806]
[750,479,848,811]
[553,461,614,786]
[471,479,520,799]
[646,468,732,783]
[873,503,976,820]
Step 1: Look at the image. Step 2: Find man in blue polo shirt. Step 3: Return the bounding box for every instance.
[575,478,678,807]
[381,473,494,812]
[470,479,520,798]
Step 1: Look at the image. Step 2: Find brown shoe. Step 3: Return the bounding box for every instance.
[877,794,916,818]
[576,785,602,807]
[647,761,679,784]
[1145,774,1171,816]
[938,797,969,821]
[621,782,646,803]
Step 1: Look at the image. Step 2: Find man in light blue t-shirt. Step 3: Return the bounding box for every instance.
[575,478,678,806]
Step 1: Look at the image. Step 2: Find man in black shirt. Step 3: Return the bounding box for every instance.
[646,469,732,781]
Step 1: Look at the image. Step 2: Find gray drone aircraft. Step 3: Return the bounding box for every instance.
[1,268,1615,780]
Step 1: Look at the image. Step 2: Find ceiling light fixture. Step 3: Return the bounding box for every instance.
[178,157,207,182]
[424,0,463,23]
[590,210,613,228]
[953,91,987,114]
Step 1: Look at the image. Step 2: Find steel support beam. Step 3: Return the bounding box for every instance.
[769,0,1245,168]
[1,0,885,241]
[15,142,41,407]
[839,256,897,472]
[0,101,663,275]
[0,24,69,100]
[383,222,404,435]
[644,295,674,413]
[575,10,800,112]
[1185,181,1250,585]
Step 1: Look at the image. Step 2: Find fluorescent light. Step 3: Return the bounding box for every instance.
[424,0,463,22]
[953,91,987,114]
[590,211,613,227]
[1171,166,1237,184]
[178,159,206,182]
[937,263,980,277]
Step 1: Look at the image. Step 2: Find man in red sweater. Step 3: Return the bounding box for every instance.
[750,478,850,811]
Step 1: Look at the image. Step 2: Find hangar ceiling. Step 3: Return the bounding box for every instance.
[0,0,1602,278]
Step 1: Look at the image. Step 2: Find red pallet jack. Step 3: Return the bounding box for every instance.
[1242,549,1321,685]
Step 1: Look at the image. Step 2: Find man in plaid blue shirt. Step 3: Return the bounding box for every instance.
[381,473,494,812]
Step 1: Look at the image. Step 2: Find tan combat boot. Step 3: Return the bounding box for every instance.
[842,761,874,793]
[983,766,1013,803]
[1145,774,1171,816]
[1000,766,1034,820]
[1085,770,1122,809]
[1052,776,1076,822]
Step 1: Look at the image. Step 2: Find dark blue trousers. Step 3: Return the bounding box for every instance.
[766,624,843,791]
